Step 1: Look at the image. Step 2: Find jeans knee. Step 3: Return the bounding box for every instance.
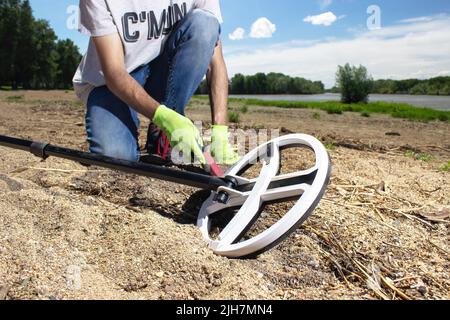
[89,138,139,162]
[103,145,139,162]
[187,9,220,49]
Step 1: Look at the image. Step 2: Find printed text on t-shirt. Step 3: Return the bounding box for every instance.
[121,2,187,42]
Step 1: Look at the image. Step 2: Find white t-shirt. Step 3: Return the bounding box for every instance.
[73,0,223,103]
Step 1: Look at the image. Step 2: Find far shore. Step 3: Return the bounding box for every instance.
[227,93,450,111]
[195,95,450,122]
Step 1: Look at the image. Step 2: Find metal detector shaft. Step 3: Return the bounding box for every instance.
[0,135,228,191]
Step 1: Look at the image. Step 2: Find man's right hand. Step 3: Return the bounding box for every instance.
[152,105,205,165]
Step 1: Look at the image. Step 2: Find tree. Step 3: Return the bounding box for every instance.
[55,39,82,89]
[314,81,325,93]
[371,77,450,96]
[0,0,82,90]
[228,72,325,95]
[394,79,420,94]
[15,0,35,88]
[0,0,21,88]
[270,74,289,94]
[336,64,373,103]
[230,73,245,94]
[253,73,267,94]
[409,83,428,95]
[195,79,208,94]
[31,19,58,89]
[439,84,450,96]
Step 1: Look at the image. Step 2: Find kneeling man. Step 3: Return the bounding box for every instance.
[73,0,239,166]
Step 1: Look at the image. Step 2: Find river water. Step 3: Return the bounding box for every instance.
[229,93,450,111]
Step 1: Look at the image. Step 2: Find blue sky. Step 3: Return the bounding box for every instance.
[29,0,450,87]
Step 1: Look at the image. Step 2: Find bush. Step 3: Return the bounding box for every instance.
[440,161,450,172]
[438,113,449,122]
[228,111,240,123]
[336,64,373,104]
[404,150,433,162]
[6,95,24,102]
[325,106,343,115]
[239,105,249,114]
[325,143,336,151]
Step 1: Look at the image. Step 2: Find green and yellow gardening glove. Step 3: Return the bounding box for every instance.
[210,125,240,166]
[153,105,205,165]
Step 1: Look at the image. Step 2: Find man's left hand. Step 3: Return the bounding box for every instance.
[210,125,240,166]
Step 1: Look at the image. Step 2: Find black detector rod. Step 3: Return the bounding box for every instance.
[0,135,228,191]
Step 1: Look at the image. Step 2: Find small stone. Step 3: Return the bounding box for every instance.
[309,233,319,241]
[0,285,9,300]
[163,285,176,293]
[256,272,264,279]
[267,284,276,291]
[384,277,394,285]
[21,278,30,287]
[376,181,386,192]
[307,259,320,269]
[37,286,49,297]
[155,271,164,278]
[418,286,427,295]
[385,132,401,137]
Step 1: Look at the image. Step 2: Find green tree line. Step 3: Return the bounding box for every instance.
[330,76,450,96]
[0,0,82,89]
[371,77,450,96]
[196,72,325,95]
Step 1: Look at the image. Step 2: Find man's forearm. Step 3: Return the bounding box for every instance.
[207,66,228,125]
[207,43,229,125]
[105,69,160,120]
[93,34,160,120]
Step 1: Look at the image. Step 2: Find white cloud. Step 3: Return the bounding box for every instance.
[250,17,277,39]
[398,16,435,24]
[224,15,450,88]
[229,27,245,41]
[304,12,337,26]
[318,0,332,10]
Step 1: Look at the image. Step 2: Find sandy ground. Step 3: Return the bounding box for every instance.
[0,90,448,300]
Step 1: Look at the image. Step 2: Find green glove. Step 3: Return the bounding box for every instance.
[210,125,240,166]
[153,105,205,165]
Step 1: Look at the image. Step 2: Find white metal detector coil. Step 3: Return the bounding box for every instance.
[197,134,332,258]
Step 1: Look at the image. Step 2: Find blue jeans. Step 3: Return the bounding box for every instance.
[86,9,220,161]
